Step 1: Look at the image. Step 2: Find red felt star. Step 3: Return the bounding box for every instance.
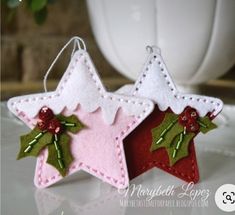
[120,47,223,183]
[124,106,200,183]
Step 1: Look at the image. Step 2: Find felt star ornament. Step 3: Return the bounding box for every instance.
[7,40,154,189]
[118,47,223,183]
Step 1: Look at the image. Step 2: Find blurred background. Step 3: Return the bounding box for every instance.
[1,0,235,102]
[1,0,131,100]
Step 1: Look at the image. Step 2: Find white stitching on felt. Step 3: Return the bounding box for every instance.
[132,52,223,181]
[38,120,138,187]
[132,54,214,181]
[11,54,151,118]
[133,54,221,116]
[10,52,152,188]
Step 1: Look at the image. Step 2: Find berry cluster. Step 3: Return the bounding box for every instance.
[178,107,200,133]
[37,106,63,134]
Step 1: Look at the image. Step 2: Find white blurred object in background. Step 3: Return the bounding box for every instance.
[87,0,235,89]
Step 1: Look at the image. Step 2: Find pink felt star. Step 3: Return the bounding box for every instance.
[7,49,154,188]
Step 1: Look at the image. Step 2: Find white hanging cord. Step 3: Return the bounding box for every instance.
[43,36,86,92]
[146,45,161,55]
[146,45,154,54]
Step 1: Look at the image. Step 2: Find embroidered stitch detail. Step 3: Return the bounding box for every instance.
[18,107,84,177]
[132,52,221,181]
[10,52,152,187]
[133,54,222,117]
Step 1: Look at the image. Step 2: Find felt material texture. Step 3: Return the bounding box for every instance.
[7,49,154,188]
[150,113,182,151]
[124,106,200,183]
[46,133,73,177]
[56,114,85,134]
[8,50,153,125]
[34,107,142,188]
[18,114,84,176]
[120,48,223,183]
[165,131,195,166]
[150,113,196,166]
[198,117,217,133]
[131,49,223,118]
[18,128,53,159]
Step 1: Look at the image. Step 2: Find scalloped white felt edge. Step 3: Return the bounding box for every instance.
[7,50,154,125]
[123,49,223,117]
[7,49,154,189]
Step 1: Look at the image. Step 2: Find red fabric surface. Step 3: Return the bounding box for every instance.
[124,105,199,183]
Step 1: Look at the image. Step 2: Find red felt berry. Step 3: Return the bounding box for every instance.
[185,119,200,133]
[47,118,63,134]
[179,106,200,126]
[178,113,189,126]
[38,106,54,121]
[37,120,48,131]
[185,107,199,120]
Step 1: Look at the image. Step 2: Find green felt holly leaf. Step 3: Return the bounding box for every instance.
[150,111,218,166]
[56,114,85,134]
[17,128,52,160]
[198,116,217,134]
[166,132,195,166]
[46,133,73,177]
[150,113,183,152]
[17,113,84,176]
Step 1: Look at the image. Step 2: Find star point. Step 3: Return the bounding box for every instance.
[7,49,154,188]
[119,47,223,183]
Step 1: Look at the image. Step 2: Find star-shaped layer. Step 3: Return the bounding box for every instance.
[7,49,154,188]
[119,47,223,183]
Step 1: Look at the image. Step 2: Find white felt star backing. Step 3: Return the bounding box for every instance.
[7,49,154,188]
[119,47,223,118]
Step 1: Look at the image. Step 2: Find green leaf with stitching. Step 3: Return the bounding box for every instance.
[198,116,217,134]
[17,127,52,160]
[56,114,85,134]
[166,132,195,166]
[150,113,183,152]
[46,133,73,177]
[150,112,218,166]
[17,113,84,176]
